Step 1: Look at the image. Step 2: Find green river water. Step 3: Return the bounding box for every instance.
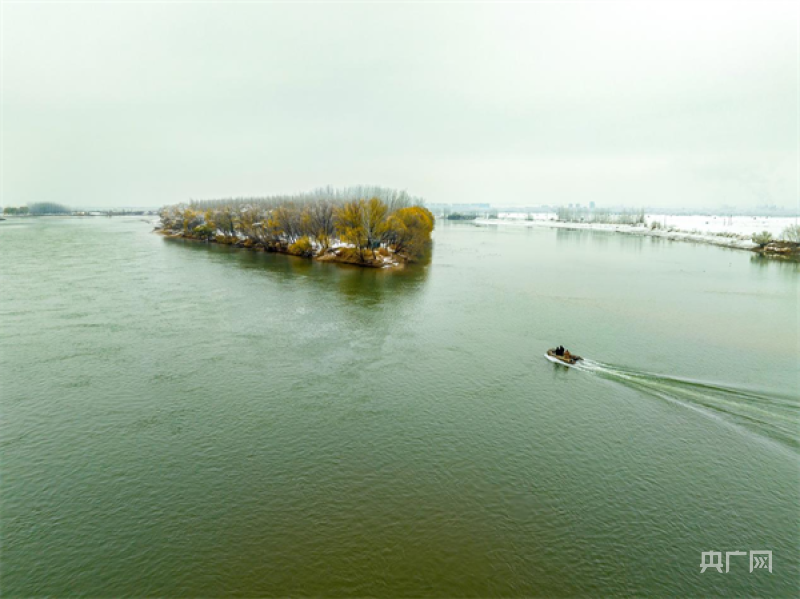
[1,217,798,597]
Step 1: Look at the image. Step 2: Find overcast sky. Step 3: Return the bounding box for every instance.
[3,1,798,209]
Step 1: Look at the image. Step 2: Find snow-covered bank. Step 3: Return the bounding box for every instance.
[472,215,800,251]
[492,213,797,237]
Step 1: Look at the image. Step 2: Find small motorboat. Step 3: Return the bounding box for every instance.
[545,348,583,366]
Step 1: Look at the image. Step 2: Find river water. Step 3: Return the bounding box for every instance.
[1,217,798,597]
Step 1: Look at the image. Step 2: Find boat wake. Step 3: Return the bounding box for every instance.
[574,359,799,450]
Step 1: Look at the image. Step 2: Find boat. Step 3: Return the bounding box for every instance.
[545,348,583,366]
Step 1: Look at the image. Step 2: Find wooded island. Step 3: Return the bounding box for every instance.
[157,186,434,268]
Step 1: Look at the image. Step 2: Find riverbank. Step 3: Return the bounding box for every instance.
[157,230,406,269]
[474,218,756,248]
[472,217,800,259]
[751,241,800,260]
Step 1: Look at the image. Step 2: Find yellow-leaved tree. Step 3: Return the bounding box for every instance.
[386,206,434,260]
[363,197,389,258]
[334,200,369,261]
[181,207,201,235]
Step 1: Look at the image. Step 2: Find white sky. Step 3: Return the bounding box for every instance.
[2,1,798,209]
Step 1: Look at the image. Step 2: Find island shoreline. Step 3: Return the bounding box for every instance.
[156,229,407,269]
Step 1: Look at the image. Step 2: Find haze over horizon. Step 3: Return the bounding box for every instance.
[3,2,798,210]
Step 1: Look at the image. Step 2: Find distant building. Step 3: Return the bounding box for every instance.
[590,201,596,209]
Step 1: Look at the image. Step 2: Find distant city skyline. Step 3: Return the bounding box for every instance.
[3,2,798,210]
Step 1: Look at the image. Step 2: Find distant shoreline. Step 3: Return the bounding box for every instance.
[472,218,800,260]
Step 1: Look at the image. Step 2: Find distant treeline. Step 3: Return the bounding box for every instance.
[159,186,435,264]
[556,206,645,225]
[186,185,424,213]
[3,202,70,216]
[446,213,477,221]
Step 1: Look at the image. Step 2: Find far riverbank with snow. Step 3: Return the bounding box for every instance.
[472,214,799,252]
